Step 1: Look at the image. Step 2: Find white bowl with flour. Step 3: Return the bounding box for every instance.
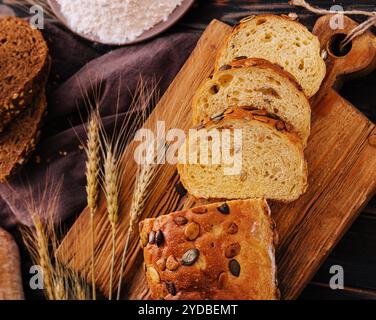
[48,0,195,45]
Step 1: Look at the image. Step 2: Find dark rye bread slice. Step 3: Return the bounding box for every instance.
[0,16,49,132]
[0,90,47,181]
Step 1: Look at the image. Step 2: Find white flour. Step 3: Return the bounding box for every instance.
[57,0,184,44]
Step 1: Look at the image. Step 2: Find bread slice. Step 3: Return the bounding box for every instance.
[0,16,49,132]
[0,90,47,181]
[0,228,24,300]
[193,58,311,146]
[139,199,279,300]
[215,14,326,98]
[178,107,308,202]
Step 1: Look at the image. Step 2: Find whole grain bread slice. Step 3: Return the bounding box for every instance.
[215,14,326,98]
[0,90,47,181]
[178,107,308,202]
[0,16,49,132]
[192,58,311,146]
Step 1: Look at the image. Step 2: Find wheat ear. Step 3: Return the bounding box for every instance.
[116,142,161,300]
[31,212,56,300]
[85,112,100,300]
[104,148,120,300]
[19,177,90,300]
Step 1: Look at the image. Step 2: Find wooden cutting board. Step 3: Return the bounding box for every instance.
[57,15,376,300]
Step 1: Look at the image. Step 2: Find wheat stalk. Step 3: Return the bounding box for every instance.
[116,142,161,300]
[103,148,120,300]
[75,76,159,299]
[19,178,90,300]
[85,111,100,300]
[86,112,100,215]
[29,212,56,300]
[67,268,88,300]
[98,77,153,299]
[110,78,164,300]
[54,278,67,300]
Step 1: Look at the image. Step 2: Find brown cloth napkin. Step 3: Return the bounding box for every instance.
[0,22,200,229]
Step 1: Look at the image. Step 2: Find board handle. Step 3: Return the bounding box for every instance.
[312,15,376,104]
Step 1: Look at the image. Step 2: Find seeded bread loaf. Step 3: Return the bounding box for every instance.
[178,107,308,202]
[139,199,279,300]
[0,90,47,181]
[193,58,311,146]
[0,16,49,132]
[215,14,326,98]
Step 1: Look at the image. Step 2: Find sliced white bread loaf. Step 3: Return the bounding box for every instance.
[178,107,308,202]
[192,58,311,146]
[215,15,326,98]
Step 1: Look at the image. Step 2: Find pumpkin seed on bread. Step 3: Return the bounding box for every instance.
[192,57,311,146]
[178,107,308,202]
[139,199,279,300]
[0,16,49,132]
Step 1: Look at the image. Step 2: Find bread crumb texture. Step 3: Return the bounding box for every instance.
[179,107,308,202]
[0,17,48,132]
[192,58,311,145]
[216,15,326,97]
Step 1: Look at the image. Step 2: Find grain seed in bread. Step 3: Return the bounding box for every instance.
[139,199,279,300]
[193,58,311,146]
[0,90,47,181]
[0,16,49,132]
[178,107,308,202]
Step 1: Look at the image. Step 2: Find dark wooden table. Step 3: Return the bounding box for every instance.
[2,0,376,300]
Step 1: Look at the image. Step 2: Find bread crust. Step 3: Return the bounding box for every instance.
[0,17,49,132]
[229,57,305,94]
[0,228,24,300]
[0,57,50,181]
[139,199,280,300]
[199,106,305,151]
[192,57,311,146]
[179,107,308,202]
[0,91,47,181]
[215,14,319,71]
[237,14,314,35]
